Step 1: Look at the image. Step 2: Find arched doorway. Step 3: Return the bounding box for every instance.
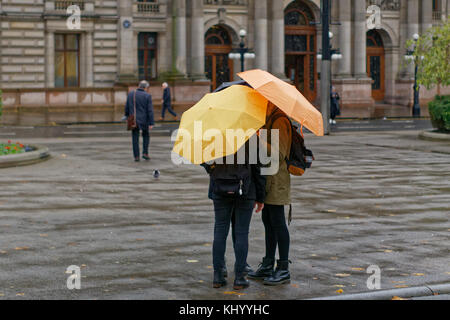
[366,30,385,101]
[205,25,233,91]
[284,1,317,102]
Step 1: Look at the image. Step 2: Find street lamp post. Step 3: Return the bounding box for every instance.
[405,33,421,118]
[228,29,255,72]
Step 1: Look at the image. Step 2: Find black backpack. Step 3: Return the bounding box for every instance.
[267,113,314,176]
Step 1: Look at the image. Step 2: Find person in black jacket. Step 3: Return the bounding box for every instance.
[160,82,178,121]
[125,80,155,162]
[202,140,266,290]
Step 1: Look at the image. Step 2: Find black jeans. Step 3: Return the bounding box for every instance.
[132,128,149,159]
[213,198,254,274]
[161,104,177,118]
[261,204,290,261]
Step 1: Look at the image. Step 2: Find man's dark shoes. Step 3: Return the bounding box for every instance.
[134,158,140,162]
[247,257,274,280]
[213,270,227,288]
[263,260,291,285]
[142,154,150,161]
[233,272,249,290]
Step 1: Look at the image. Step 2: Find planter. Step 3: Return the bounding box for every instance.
[418,130,450,142]
[0,144,50,168]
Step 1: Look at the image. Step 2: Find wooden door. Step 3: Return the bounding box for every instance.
[366,30,385,101]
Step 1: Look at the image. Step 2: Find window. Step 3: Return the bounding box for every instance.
[138,32,158,81]
[55,34,80,87]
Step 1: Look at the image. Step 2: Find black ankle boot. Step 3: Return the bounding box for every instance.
[213,269,227,288]
[263,260,291,285]
[233,272,249,290]
[247,257,275,280]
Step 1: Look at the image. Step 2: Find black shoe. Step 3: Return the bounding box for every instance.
[233,272,249,290]
[247,257,275,280]
[142,154,150,161]
[263,260,291,286]
[134,158,140,162]
[243,263,254,276]
[213,270,227,288]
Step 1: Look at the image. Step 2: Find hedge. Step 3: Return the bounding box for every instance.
[428,95,450,132]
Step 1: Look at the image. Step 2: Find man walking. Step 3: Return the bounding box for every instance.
[160,82,178,121]
[125,80,155,162]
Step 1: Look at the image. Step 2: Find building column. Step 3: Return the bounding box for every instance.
[420,0,433,34]
[337,0,352,78]
[85,31,94,87]
[117,0,137,84]
[46,31,55,88]
[270,0,285,78]
[353,0,367,79]
[254,0,268,70]
[175,0,187,76]
[190,0,205,79]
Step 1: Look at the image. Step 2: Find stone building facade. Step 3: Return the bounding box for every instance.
[0,0,449,124]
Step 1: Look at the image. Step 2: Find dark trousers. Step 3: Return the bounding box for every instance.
[213,198,254,274]
[132,128,149,159]
[161,104,177,118]
[261,204,290,261]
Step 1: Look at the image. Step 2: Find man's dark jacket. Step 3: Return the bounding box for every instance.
[163,87,171,108]
[125,88,155,130]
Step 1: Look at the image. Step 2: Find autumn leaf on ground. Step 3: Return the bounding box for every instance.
[335,289,344,294]
[351,267,365,271]
[335,273,351,277]
[394,285,409,288]
[14,246,30,251]
[16,293,25,296]
[413,273,425,276]
[326,209,337,213]
[392,296,408,300]
[0,250,7,254]
[39,234,48,237]
[224,291,246,296]
[383,249,393,253]
[333,285,345,288]
[391,281,405,284]
[187,260,199,263]
[291,283,299,288]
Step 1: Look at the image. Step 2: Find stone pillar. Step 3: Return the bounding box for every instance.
[254,0,268,70]
[353,0,367,79]
[270,0,285,78]
[337,0,352,78]
[175,0,187,76]
[85,32,94,87]
[190,0,205,79]
[117,0,138,84]
[46,31,55,88]
[420,0,433,34]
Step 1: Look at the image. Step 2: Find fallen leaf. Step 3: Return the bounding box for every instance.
[66,242,78,246]
[198,280,204,283]
[330,257,339,260]
[335,273,351,277]
[413,273,425,276]
[351,268,365,271]
[335,289,344,294]
[333,285,345,288]
[223,291,246,296]
[187,260,199,263]
[206,265,213,269]
[0,250,7,254]
[0,293,4,297]
[326,209,337,213]
[392,296,408,300]
[391,281,405,284]
[14,246,30,251]
[291,283,299,288]
[394,285,409,288]
[39,234,48,237]
[16,293,25,296]
[383,250,393,253]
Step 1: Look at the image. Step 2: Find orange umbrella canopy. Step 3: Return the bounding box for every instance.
[238,69,324,136]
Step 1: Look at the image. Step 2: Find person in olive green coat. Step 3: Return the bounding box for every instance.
[248,102,293,285]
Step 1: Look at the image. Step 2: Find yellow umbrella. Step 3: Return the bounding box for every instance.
[237,69,324,136]
[172,85,268,164]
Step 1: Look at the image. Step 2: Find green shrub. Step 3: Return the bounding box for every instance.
[428,95,450,132]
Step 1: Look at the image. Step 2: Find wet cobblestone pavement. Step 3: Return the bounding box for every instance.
[0,131,449,299]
